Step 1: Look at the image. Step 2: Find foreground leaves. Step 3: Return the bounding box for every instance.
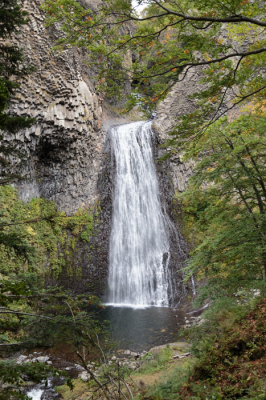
[179,111,266,302]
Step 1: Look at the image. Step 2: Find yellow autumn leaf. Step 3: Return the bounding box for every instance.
[26,226,36,236]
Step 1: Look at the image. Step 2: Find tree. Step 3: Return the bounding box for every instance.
[178,109,266,303]
[0,0,35,186]
[42,0,266,149]
[0,272,107,400]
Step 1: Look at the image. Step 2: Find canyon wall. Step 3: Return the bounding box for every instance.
[153,68,199,195]
[1,0,116,295]
[4,0,104,215]
[2,0,191,302]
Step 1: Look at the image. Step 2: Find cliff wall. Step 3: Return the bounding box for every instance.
[153,69,198,195]
[4,0,104,215]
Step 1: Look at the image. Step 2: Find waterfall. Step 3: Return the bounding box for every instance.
[107,121,173,307]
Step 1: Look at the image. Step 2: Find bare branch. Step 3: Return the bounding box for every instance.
[0,342,24,347]
[209,55,244,124]
[0,214,65,227]
[201,84,266,132]
[106,19,184,57]
[0,309,53,319]
[64,300,76,322]
[116,4,266,27]
[76,351,112,400]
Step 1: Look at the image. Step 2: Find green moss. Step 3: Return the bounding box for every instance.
[0,186,99,279]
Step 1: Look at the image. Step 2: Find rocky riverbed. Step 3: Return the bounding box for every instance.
[22,341,192,399]
[2,309,205,399]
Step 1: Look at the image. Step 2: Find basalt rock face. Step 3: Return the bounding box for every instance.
[153,68,199,195]
[2,0,191,301]
[4,0,104,215]
[152,133,189,305]
[153,25,257,194]
[1,0,113,295]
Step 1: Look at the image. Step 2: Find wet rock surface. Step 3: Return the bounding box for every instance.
[151,132,189,306]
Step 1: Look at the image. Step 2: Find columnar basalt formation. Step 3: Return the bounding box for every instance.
[4,0,104,215]
[153,69,199,194]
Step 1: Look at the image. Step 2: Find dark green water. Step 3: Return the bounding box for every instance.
[99,306,186,353]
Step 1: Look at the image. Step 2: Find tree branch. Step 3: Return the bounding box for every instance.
[121,3,266,28]
[0,309,54,319]
[135,48,266,79]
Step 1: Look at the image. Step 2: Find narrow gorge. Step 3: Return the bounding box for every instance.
[1,0,192,306]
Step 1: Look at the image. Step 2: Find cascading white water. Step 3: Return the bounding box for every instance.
[107,121,172,307]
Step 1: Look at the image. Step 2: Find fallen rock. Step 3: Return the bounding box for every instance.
[172,352,191,359]
[75,364,85,371]
[41,388,60,399]
[16,355,27,364]
[197,318,206,326]
[79,371,91,382]
[36,356,49,363]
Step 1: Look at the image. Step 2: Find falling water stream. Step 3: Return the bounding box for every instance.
[107,121,173,307]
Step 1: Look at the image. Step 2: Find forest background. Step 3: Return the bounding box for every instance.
[1,0,266,399]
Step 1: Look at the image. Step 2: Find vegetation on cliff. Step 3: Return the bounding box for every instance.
[0,185,97,278]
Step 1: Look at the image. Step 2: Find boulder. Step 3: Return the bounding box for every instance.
[16,355,27,364]
[79,371,91,382]
[36,356,49,363]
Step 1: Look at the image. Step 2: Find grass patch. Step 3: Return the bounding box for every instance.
[135,346,174,375]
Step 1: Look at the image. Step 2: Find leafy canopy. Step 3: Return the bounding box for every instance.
[42,0,266,149]
[179,109,266,303]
